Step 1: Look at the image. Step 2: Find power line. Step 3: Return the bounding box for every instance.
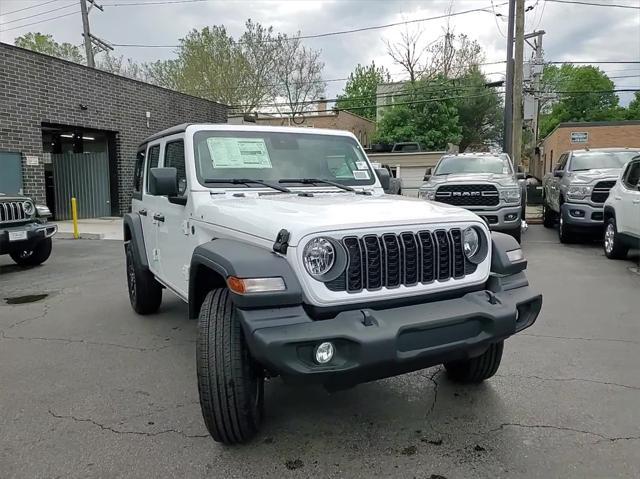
[109,2,508,47]
[0,3,76,27]
[1,11,79,32]
[546,0,640,9]
[103,0,213,5]
[548,61,640,65]
[0,0,61,16]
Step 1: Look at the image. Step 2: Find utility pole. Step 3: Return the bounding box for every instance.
[503,0,516,155]
[79,0,112,69]
[511,0,525,168]
[80,0,94,67]
[523,31,545,152]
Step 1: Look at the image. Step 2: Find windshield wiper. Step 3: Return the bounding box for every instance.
[204,178,291,193]
[279,178,365,193]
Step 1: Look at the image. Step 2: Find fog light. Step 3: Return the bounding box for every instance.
[314,342,334,364]
[570,209,585,218]
[505,213,518,221]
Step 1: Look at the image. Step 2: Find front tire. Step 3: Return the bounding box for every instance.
[542,202,555,228]
[10,237,52,266]
[444,341,503,383]
[558,211,575,244]
[197,288,264,444]
[604,218,628,259]
[125,242,162,314]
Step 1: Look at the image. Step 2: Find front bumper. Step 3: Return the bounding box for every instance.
[0,222,57,255]
[561,202,605,229]
[239,277,542,387]
[465,205,522,232]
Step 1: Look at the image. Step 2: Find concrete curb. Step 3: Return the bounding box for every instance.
[56,232,105,240]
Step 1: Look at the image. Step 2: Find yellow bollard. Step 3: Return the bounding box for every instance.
[71,197,79,239]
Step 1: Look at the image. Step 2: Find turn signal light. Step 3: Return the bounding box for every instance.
[227,276,286,294]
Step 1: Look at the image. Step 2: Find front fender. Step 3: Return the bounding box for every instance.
[490,231,527,276]
[123,213,148,269]
[189,239,303,317]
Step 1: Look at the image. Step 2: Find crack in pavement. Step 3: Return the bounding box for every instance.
[496,373,640,391]
[419,367,442,419]
[521,332,640,345]
[0,330,172,352]
[486,422,640,443]
[48,410,209,439]
[6,302,51,330]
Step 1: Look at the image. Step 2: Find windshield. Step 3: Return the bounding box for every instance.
[434,155,513,175]
[569,151,639,171]
[193,130,375,187]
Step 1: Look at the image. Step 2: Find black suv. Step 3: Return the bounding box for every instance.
[0,193,57,266]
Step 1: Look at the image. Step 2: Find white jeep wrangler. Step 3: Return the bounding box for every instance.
[123,124,542,444]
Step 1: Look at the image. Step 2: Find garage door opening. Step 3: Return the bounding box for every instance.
[42,124,118,220]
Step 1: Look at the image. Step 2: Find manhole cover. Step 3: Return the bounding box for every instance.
[4,294,49,305]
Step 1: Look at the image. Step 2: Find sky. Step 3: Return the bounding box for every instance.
[1,0,639,105]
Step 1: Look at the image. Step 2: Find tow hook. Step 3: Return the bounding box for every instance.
[485,291,501,305]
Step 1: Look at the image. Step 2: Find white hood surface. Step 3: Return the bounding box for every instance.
[568,168,621,183]
[196,192,481,245]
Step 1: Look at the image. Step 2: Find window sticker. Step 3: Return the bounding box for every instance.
[207,137,272,169]
[355,161,369,170]
[353,170,370,180]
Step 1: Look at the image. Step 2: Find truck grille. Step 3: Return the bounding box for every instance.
[590,181,616,203]
[435,184,499,207]
[326,229,474,293]
[0,201,27,223]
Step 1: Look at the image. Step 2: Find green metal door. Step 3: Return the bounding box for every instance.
[0,151,23,195]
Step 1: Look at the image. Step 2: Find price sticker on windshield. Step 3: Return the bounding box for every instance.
[207,137,272,169]
[355,161,368,170]
[353,170,370,180]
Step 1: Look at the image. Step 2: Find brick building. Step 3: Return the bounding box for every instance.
[532,120,640,179]
[0,43,226,218]
[229,100,376,147]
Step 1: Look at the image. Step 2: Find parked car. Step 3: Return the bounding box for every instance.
[603,155,640,259]
[418,152,526,243]
[0,193,57,266]
[391,142,424,153]
[123,124,541,444]
[542,148,640,243]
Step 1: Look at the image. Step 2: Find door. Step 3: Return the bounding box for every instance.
[619,160,640,236]
[141,143,163,276]
[0,151,23,195]
[156,137,191,297]
[547,153,568,211]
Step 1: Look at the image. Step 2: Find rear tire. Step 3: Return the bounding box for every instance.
[10,237,52,266]
[603,217,628,259]
[125,242,162,314]
[444,341,503,383]
[542,202,555,228]
[197,288,264,444]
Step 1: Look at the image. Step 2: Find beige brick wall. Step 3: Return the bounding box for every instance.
[537,122,640,177]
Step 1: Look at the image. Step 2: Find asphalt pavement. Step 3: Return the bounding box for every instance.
[1,227,639,478]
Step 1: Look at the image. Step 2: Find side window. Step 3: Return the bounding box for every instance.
[556,153,568,171]
[145,144,160,193]
[133,148,145,193]
[164,140,187,195]
[623,161,640,189]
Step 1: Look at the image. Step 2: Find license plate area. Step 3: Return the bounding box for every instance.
[8,230,28,242]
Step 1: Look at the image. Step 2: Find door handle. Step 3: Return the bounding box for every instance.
[153,213,165,222]
[139,209,147,216]
[614,196,622,201]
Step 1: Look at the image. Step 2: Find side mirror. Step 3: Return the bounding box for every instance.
[516,172,526,180]
[553,170,564,178]
[423,167,432,181]
[375,167,391,190]
[149,167,178,196]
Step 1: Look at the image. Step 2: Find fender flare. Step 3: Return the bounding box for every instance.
[490,231,527,276]
[603,205,616,222]
[189,239,303,319]
[123,213,148,269]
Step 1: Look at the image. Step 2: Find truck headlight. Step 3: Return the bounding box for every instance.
[566,185,592,199]
[499,188,521,204]
[419,190,435,200]
[463,227,480,258]
[303,237,336,278]
[22,201,35,216]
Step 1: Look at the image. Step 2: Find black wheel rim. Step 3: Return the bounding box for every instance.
[19,250,34,259]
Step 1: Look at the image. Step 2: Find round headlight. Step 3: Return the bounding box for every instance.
[463,227,480,258]
[303,237,335,278]
[22,201,35,216]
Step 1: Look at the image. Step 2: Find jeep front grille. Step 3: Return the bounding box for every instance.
[434,184,499,207]
[590,181,616,203]
[326,229,475,293]
[0,201,27,223]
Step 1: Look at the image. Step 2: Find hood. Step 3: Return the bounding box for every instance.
[195,192,482,246]
[425,173,516,187]
[568,168,621,183]
[0,193,28,201]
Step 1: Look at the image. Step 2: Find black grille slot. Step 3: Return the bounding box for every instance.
[0,201,26,223]
[382,234,401,288]
[343,237,363,292]
[418,231,435,283]
[590,181,616,203]
[362,235,383,290]
[400,232,419,286]
[435,184,499,206]
[449,229,465,278]
[434,230,451,280]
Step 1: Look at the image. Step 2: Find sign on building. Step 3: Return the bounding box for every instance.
[570,132,588,144]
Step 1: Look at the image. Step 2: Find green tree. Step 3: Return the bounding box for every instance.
[374,77,462,150]
[625,91,640,120]
[15,32,84,64]
[335,62,391,120]
[539,65,621,137]
[453,69,503,151]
